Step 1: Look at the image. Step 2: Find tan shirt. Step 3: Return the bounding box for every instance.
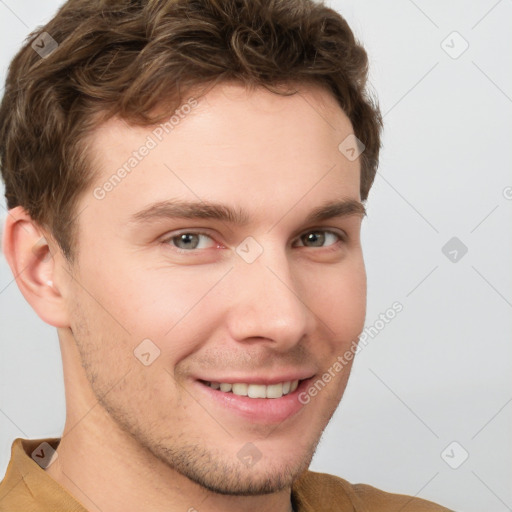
[0,438,454,511]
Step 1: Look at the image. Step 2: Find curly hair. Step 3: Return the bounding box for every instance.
[0,0,382,263]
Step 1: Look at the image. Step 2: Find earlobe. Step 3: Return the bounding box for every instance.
[2,206,70,328]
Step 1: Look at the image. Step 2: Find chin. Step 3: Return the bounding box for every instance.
[150,436,320,496]
[183,455,313,496]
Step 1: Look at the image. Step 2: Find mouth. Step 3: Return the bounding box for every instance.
[200,379,300,399]
[194,376,314,424]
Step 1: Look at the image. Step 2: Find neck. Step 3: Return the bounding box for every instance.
[45,410,295,512]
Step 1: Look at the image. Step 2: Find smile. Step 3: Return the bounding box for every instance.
[194,375,314,423]
[203,380,300,399]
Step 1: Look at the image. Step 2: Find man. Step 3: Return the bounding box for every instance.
[0,0,453,510]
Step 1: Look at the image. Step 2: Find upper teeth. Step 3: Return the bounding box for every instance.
[206,380,299,399]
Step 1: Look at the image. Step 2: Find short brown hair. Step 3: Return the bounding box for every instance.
[0,0,382,263]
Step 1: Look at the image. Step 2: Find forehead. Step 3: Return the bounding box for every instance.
[81,82,361,232]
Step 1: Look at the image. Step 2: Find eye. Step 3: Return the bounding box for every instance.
[164,232,217,251]
[294,230,344,248]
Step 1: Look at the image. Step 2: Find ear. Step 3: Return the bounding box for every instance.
[2,206,71,328]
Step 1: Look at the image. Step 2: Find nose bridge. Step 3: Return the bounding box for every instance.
[226,242,310,348]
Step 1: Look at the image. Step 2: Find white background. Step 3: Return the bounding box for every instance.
[0,1,511,511]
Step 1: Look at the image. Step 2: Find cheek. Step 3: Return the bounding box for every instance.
[310,258,367,336]
[80,261,227,359]
[67,279,186,416]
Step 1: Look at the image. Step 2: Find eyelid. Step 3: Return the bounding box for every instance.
[161,229,221,251]
[292,228,347,247]
[161,227,347,253]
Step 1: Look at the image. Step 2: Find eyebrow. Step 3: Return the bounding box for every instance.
[128,198,366,226]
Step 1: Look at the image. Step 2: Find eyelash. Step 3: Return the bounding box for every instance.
[161,229,347,255]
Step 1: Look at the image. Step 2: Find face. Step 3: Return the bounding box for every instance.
[61,82,366,495]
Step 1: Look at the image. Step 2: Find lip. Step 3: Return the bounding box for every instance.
[193,376,315,424]
[192,372,315,386]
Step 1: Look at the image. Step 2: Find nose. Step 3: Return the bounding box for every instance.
[225,242,311,351]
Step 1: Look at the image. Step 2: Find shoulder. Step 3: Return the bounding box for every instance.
[292,470,455,512]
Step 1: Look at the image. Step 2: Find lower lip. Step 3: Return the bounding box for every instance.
[193,379,313,424]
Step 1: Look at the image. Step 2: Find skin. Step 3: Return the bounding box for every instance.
[4,82,367,512]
